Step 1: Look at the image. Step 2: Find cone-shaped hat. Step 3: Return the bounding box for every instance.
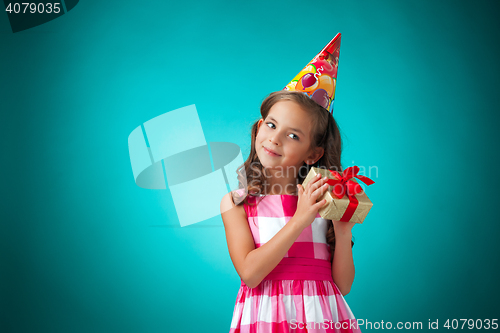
[284,33,341,113]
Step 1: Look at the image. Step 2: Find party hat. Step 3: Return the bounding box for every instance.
[284,33,341,113]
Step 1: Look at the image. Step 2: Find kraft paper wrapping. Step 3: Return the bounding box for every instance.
[302,167,373,223]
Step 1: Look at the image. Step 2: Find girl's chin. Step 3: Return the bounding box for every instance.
[258,162,283,170]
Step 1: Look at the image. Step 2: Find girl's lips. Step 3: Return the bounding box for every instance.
[264,147,281,156]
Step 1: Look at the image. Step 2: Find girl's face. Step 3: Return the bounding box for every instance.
[255,100,323,172]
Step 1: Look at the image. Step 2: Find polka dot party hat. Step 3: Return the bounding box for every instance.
[284,33,341,113]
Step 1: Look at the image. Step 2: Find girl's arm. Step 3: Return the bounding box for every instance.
[221,193,309,288]
[331,223,356,296]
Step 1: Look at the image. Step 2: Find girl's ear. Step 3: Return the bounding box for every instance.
[305,147,324,165]
[256,119,264,132]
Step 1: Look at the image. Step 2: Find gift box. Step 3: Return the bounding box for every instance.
[302,166,374,223]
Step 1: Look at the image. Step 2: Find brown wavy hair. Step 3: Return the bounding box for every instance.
[231,90,354,261]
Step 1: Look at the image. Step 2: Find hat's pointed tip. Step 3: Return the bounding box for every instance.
[283,33,342,111]
[324,33,342,55]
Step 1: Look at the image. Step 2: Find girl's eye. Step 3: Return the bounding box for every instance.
[266,123,299,140]
[266,122,276,129]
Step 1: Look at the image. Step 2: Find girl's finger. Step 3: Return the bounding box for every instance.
[307,173,322,187]
[307,175,327,193]
[314,198,327,209]
[312,182,330,198]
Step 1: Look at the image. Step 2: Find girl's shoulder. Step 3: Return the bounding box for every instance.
[232,188,247,198]
[220,188,249,214]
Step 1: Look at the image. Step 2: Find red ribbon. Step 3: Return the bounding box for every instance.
[326,166,375,222]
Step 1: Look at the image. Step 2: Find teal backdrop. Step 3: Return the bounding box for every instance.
[1,0,499,332]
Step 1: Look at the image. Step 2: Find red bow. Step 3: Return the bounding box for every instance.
[325,166,375,222]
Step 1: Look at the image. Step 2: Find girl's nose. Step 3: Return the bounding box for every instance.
[269,135,281,145]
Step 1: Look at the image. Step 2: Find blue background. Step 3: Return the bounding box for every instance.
[1,0,499,332]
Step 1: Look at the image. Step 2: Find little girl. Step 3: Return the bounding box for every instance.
[220,90,362,333]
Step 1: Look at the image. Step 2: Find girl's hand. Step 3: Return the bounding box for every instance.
[332,219,356,237]
[295,173,330,228]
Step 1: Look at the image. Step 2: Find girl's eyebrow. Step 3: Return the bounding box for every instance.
[268,116,305,135]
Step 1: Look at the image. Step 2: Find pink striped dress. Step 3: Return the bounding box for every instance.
[229,191,361,333]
